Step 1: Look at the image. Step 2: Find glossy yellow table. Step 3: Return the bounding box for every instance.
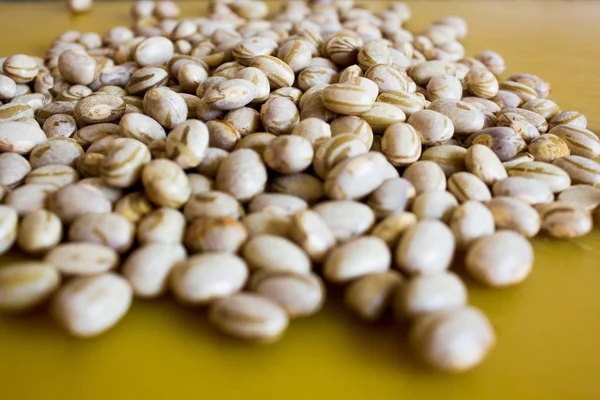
[1,2,600,399]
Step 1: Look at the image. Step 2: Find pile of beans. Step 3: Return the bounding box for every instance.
[0,0,598,372]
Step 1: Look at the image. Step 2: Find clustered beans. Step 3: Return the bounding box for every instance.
[0,0,597,374]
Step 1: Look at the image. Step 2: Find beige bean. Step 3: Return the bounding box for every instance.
[270,173,324,204]
[553,155,600,187]
[402,160,447,194]
[324,236,391,284]
[396,219,455,275]
[427,74,462,101]
[165,119,210,169]
[427,98,484,135]
[449,200,495,249]
[74,94,125,126]
[507,161,571,193]
[141,159,191,208]
[465,144,507,185]
[26,164,79,188]
[260,97,299,135]
[42,113,77,138]
[345,271,404,321]
[313,134,368,179]
[122,243,186,298]
[47,183,111,224]
[367,178,415,218]
[329,115,373,149]
[528,134,570,163]
[100,138,151,188]
[464,68,498,99]
[0,74,17,100]
[298,65,339,92]
[263,135,314,174]
[0,121,47,154]
[242,234,311,274]
[411,190,458,222]
[377,90,427,117]
[45,242,119,276]
[170,252,248,305]
[4,183,57,216]
[492,177,554,205]
[407,109,454,146]
[0,261,60,312]
[183,191,243,221]
[381,122,422,166]
[248,193,307,216]
[249,270,325,318]
[291,118,332,149]
[486,197,540,237]
[497,107,548,133]
[409,60,456,86]
[58,50,97,85]
[73,123,119,147]
[250,55,295,89]
[549,125,600,159]
[143,87,187,128]
[29,137,84,169]
[325,152,395,200]
[134,36,174,66]
[0,103,35,123]
[119,113,166,145]
[371,212,418,247]
[17,210,63,255]
[0,206,18,255]
[312,200,375,242]
[125,66,169,96]
[242,210,292,239]
[3,54,39,83]
[52,273,132,337]
[224,107,261,137]
[420,145,467,177]
[68,213,134,253]
[236,67,271,103]
[466,230,533,287]
[209,292,289,342]
[0,152,31,188]
[360,101,406,134]
[288,209,336,263]
[549,111,587,130]
[521,98,561,121]
[537,201,593,239]
[410,306,495,372]
[216,149,267,202]
[447,172,492,202]
[184,216,247,253]
[557,185,600,211]
[395,272,467,319]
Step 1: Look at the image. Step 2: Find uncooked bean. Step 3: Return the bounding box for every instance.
[134,36,175,67]
[119,113,166,145]
[291,118,332,149]
[122,243,187,298]
[329,116,373,149]
[143,87,187,128]
[68,213,134,253]
[344,271,403,321]
[0,261,61,312]
[557,185,600,211]
[52,273,132,337]
[464,127,526,162]
[407,110,454,146]
[449,200,495,249]
[58,50,97,85]
[549,111,587,130]
[242,210,292,239]
[506,161,571,193]
[17,210,63,255]
[402,160,446,194]
[396,219,455,275]
[242,234,310,274]
[44,242,119,276]
[549,125,600,159]
[553,156,600,187]
[42,114,77,138]
[466,230,533,287]
[360,101,406,133]
[28,137,84,169]
[4,183,57,216]
[465,144,507,185]
[0,121,47,154]
[216,149,267,202]
[410,306,495,372]
[47,183,111,223]
[447,172,491,202]
[184,216,247,253]
[394,271,467,318]
[74,94,125,126]
[492,177,554,205]
[381,122,422,166]
[420,145,467,177]
[224,107,261,137]
[313,134,368,179]
[536,201,593,239]
[270,173,324,203]
[528,134,570,163]
[0,152,31,188]
[250,55,295,89]
[183,191,243,221]
[411,190,458,222]
[366,178,415,218]
[264,135,314,174]
[427,98,484,135]
[100,138,151,188]
[209,292,289,342]
[324,236,391,283]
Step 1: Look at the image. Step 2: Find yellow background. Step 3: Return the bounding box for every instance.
[1,2,600,399]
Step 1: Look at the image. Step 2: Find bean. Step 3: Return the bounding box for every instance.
[0,261,60,312]
[4,183,57,216]
[447,172,491,202]
[466,231,533,287]
[528,134,570,163]
[553,155,600,187]
[396,219,455,275]
[0,121,47,154]
[52,273,132,337]
[549,125,600,159]
[143,87,187,128]
[465,144,507,185]
[47,183,111,223]
[324,236,391,284]
[449,200,495,249]
[0,152,31,188]
[264,135,314,174]
[100,138,151,188]
[242,234,310,274]
[17,210,63,255]
[313,200,375,242]
[412,190,458,222]
[536,201,593,239]
[507,161,571,193]
[345,271,404,321]
[402,160,447,194]
[557,185,600,211]
[68,213,134,253]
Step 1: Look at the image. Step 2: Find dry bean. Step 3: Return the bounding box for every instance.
[549,125,600,159]
[370,212,418,247]
[122,243,186,298]
[420,145,467,177]
[449,200,495,249]
[209,293,289,342]
[395,272,467,318]
[17,210,63,255]
[58,50,97,85]
[528,134,570,163]
[270,173,324,203]
[553,155,600,187]
[486,197,540,237]
[260,97,299,135]
[216,149,267,202]
[402,160,447,194]
[324,236,391,284]
[137,207,185,245]
[407,110,454,146]
[537,201,593,239]
[360,101,406,133]
[68,213,134,253]
[0,121,47,154]
[497,107,548,133]
[73,94,125,126]
[3,54,39,83]
[410,306,495,372]
[492,177,553,205]
[447,172,491,203]
[329,115,373,149]
[45,242,119,276]
[313,200,375,242]
[0,261,59,313]
[409,60,455,86]
[345,271,403,321]
[242,210,292,239]
[313,134,368,179]
[52,273,132,337]
[100,138,151,188]
[119,113,166,145]
[42,114,77,138]
[426,74,462,101]
[557,185,600,211]
[264,135,314,174]
[549,111,587,130]
[143,87,187,128]
[184,216,247,253]
[411,190,458,222]
[377,90,427,117]
[465,144,507,185]
[249,270,325,318]
[466,230,533,287]
[4,183,57,216]
[243,234,311,274]
[396,219,455,275]
[224,107,261,137]
[0,152,31,188]
[250,55,295,89]
[29,137,84,169]
[507,161,571,193]
[134,36,174,67]
[464,127,526,162]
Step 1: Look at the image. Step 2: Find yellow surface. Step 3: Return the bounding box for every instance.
[1,1,600,399]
